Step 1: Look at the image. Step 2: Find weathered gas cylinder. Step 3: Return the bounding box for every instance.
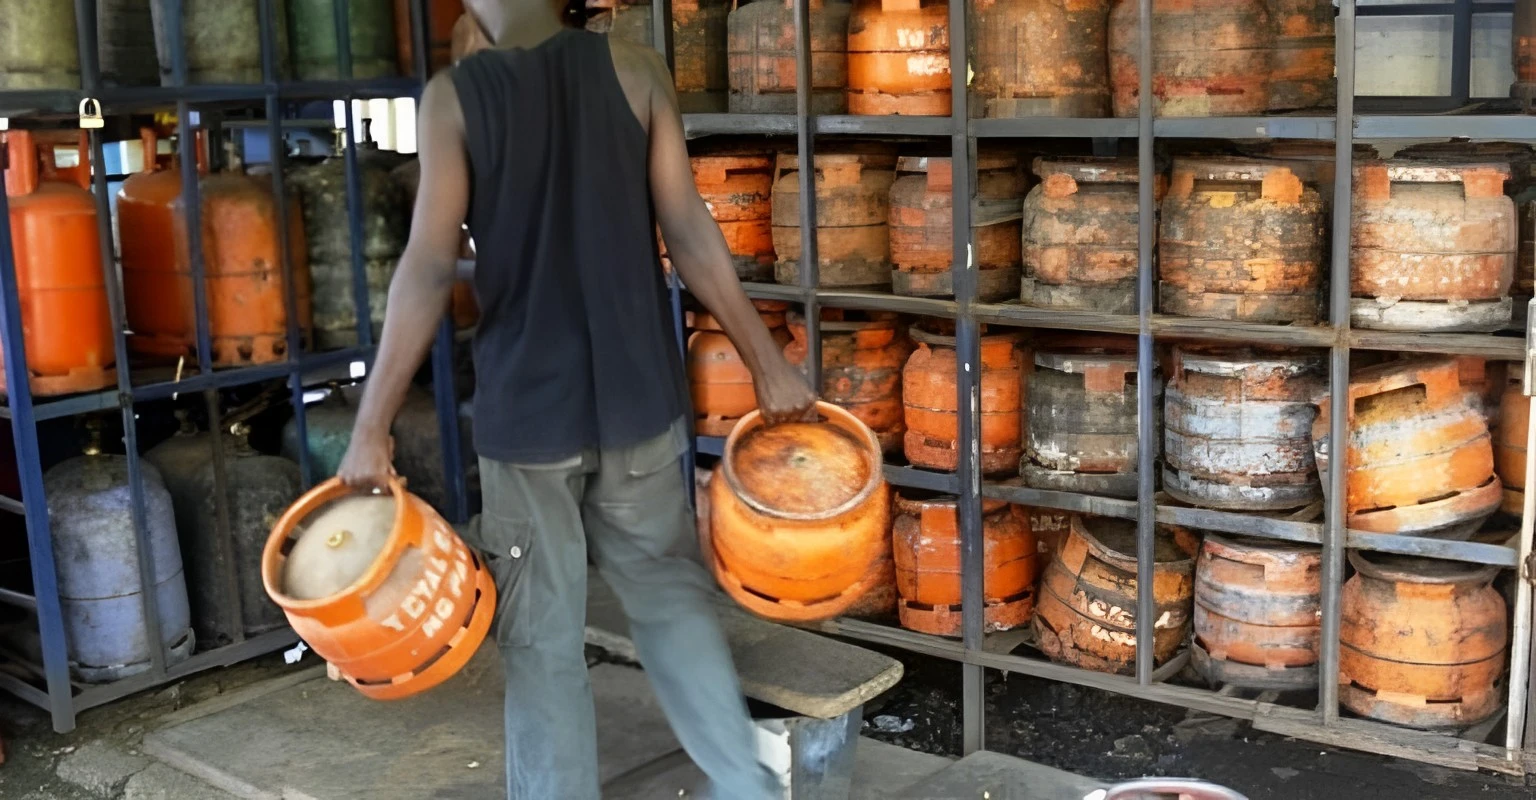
[970,0,1111,118]
[280,383,474,513]
[889,154,1024,301]
[585,0,651,43]
[1340,551,1507,729]
[145,421,302,646]
[150,0,289,84]
[1397,142,1535,303]
[904,329,1023,474]
[1,131,116,397]
[1264,0,1334,112]
[99,0,160,87]
[264,478,496,700]
[772,147,898,288]
[1164,347,1324,512]
[1240,141,1378,208]
[1108,0,1272,117]
[728,0,851,114]
[1192,534,1321,691]
[288,145,411,350]
[118,143,314,366]
[1033,515,1195,675]
[288,0,398,80]
[893,494,1038,636]
[689,301,793,436]
[846,0,950,115]
[1022,157,1158,314]
[693,152,777,281]
[1027,506,1070,558]
[1024,336,1154,499]
[708,403,890,622]
[1314,358,1501,540]
[1351,161,1517,332]
[1519,0,1535,108]
[0,0,79,89]
[1159,158,1325,323]
[785,311,911,454]
[1496,379,1529,516]
[46,448,194,682]
[393,0,463,74]
[843,534,898,619]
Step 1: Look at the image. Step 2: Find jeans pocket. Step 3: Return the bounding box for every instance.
[479,511,536,648]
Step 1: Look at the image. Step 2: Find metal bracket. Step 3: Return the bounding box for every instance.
[1525,552,1536,585]
[1524,298,1536,396]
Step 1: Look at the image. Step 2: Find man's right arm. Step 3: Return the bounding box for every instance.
[336,73,470,488]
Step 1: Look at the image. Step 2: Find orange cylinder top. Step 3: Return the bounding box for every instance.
[846,0,951,116]
[2,130,115,395]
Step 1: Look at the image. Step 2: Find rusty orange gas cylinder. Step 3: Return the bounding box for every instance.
[689,301,792,436]
[1351,161,1517,333]
[785,311,912,454]
[1314,358,1501,540]
[1026,506,1071,559]
[904,328,1023,474]
[394,0,463,74]
[1340,551,1507,729]
[1024,336,1154,500]
[728,0,850,114]
[707,402,890,622]
[1159,158,1325,324]
[846,0,950,115]
[1519,0,1535,108]
[1,131,115,396]
[1164,347,1325,512]
[1022,157,1160,314]
[118,132,313,366]
[772,147,898,288]
[1108,0,1272,118]
[1265,0,1335,112]
[892,494,1038,636]
[262,477,497,700]
[1192,535,1322,691]
[693,152,777,281]
[1497,378,1529,516]
[889,154,1024,301]
[970,0,1111,118]
[1033,515,1196,675]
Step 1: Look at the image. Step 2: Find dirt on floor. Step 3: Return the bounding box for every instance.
[859,648,1532,800]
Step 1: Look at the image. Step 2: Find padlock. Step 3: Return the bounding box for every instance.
[78,99,104,130]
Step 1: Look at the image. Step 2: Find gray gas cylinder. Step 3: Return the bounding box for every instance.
[145,421,302,645]
[45,452,194,682]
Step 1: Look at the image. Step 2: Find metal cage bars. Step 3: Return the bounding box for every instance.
[0,0,466,732]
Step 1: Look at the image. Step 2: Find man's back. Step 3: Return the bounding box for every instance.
[451,31,688,464]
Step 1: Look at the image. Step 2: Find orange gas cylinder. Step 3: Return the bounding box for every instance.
[693,152,777,282]
[1192,534,1322,691]
[1496,378,1529,516]
[1,130,115,396]
[772,146,898,288]
[727,0,851,114]
[1108,0,1273,118]
[394,0,464,74]
[785,310,912,454]
[970,0,1112,118]
[846,0,951,115]
[118,131,313,366]
[1265,0,1335,112]
[892,494,1038,636]
[1314,357,1501,540]
[888,154,1025,301]
[262,477,496,700]
[1033,515,1196,675]
[688,301,792,436]
[707,402,891,622]
[1339,550,1507,729]
[903,328,1023,474]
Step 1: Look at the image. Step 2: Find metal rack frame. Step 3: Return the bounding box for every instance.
[0,0,465,732]
[667,0,1536,776]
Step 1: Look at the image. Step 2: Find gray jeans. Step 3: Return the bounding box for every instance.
[470,424,777,800]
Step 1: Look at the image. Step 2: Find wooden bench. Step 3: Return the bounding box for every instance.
[584,568,904,799]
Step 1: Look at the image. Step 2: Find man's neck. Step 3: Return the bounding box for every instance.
[493,14,566,50]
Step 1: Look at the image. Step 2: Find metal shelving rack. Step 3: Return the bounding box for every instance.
[0,0,465,732]
[667,0,1536,776]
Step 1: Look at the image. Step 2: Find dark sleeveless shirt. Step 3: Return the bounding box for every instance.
[451,30,687,463]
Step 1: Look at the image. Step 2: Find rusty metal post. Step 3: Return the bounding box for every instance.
[1133,0,1156,687]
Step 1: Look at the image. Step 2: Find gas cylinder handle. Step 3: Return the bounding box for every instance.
[1087,779,1248,800]
[2,131,40,197]
[138,127,159,175]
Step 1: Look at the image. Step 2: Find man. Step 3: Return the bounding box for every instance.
[334,1,816,797]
